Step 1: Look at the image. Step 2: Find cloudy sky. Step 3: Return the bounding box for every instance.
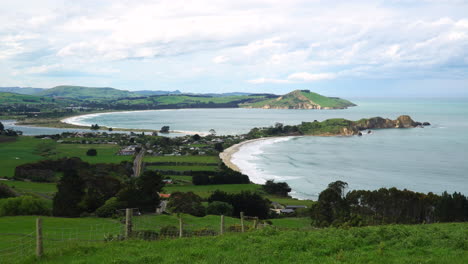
[1,0,467,96]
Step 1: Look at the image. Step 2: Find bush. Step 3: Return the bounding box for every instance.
[95,197,123,217]
[0,196,51,216]
[0,183,17,199]
[167,192,206,217]
[193,228,217,236]
[132,230,159,240]
[159,225,179,237]
[86,149,97,156]
[206,201,233,216]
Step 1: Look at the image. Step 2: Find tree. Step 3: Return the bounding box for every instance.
[86,149,97,156]
[0,121,4,131]
[160,126,170,133]
[209,129,216,136]
[192,134,201,141]
[108,127,113,131]
[0,183,17,198]
[136,171,164,212]
[208,190,270,219]
[262,180,291,197]
[207,201,233,216]
[53,165,86,217]
[167,192,206,217]
[91,124,100,130]
[311,181,349,227]
[214,142,224,152]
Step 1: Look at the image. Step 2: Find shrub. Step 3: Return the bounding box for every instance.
[0,196,51,216]
[159,225,179,237]
[206,201,233,216]
[193,228,217,236]
[167,192,206,217]
[86,149,97,156]
[132,230,159,240]
[0,183,17,199]
[95,197,123,217]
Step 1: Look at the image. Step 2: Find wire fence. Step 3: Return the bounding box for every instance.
[0,209,265,262]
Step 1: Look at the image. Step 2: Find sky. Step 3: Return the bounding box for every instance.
[0,0,467,97]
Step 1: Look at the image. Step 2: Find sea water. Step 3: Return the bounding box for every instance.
[16,98,468,199]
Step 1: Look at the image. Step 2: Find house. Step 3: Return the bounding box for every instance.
[118,145,137,156]
[163,179,173,184]
[271,202,284,209]
[285,205,308,210]
[280,209,295,214]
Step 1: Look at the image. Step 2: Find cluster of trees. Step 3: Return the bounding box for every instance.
[192,165,250,185]
[262,180,292,197]
[208,190,271,219]
[0,121,22,136]
[0,196,50,216]
[311,181,468,227]
[53,160,165,217]
[90,124,100,130]
[166,190,270,219]
[86,148,97,156]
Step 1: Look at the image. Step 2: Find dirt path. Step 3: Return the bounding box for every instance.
[133,148,145,177]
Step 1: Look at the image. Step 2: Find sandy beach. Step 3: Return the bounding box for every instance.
[219,137,285,173]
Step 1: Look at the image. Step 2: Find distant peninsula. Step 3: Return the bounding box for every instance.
[241,89,356,110]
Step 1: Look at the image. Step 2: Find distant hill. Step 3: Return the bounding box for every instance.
[0,92,55,104]
[134,90,182,96]
[37,85,137,99]
[241,90,355,109]
[0,87,45,95]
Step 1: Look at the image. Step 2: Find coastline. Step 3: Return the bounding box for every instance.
[220,136,296,174]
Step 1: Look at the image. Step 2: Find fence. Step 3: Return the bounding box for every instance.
[0,210,263,262]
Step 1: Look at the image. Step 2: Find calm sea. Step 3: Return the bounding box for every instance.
[8,98,468,199]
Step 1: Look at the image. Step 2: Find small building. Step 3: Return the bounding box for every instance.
[285,205,308,210]
[162,179,173,184]
[280,209,295,214]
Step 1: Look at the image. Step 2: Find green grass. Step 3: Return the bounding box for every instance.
[14,223,468,264]
[148,165,218,172]
[0,137,50,178]
[269,217,312,229]
[1,180,57,195]
[164,184,262,198]
[0,92,55,105]
[143,156,219,163]
[51,144,131,164]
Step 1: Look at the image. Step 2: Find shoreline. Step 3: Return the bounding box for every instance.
[220,136,296,173]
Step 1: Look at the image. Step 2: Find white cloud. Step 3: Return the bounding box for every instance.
[213,55,229,64]
[247,78,291,84]
[287,72,337,81]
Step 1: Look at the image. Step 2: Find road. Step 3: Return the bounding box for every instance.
[133,148,145,177]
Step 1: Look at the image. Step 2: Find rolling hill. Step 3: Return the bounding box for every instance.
[241,90,356,109]
[0,92,55,105]
[37,85,137,99]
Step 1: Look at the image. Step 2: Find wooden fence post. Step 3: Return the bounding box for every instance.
[220,215,225,235]
[179,217,183,238]
[240,212,245,233]
[36,218,43,258]
[253,217,258,229]
[125,208,133,239]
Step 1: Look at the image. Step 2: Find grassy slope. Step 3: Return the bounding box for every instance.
[148,165,218,172]
[143,156,220,163]
[37,86,136,99]
[0,136,131,178]
[243,90,355,109]
[0,92,55,105]
[20,223,468,264]
[113,94,266,106]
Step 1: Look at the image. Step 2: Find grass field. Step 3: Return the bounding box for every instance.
[143,156,219,163]
[0,136,131,178]
[1,180,57,196]
[148,165,218,172]
[0,137,49,178]
[13,222,468,264]
[51,144,131,164]
[164,184,262,197]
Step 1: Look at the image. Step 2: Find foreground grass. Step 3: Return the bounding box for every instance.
[19,223,468,264]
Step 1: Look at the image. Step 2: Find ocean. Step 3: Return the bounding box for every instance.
[9,98,468,199]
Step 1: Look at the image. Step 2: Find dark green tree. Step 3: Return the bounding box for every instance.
[53,165,86,217]
[86,148,97,156]
[262,180,291,197]
[167,192,206,217]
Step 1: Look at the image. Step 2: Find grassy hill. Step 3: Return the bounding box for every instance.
[37,85,137,99]
[0,87,44,95]
[0,92,55,105]
[242,90,355,109]
[11,222,468,263]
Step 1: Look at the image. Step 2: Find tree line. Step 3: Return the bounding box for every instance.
[311,181,468,227]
